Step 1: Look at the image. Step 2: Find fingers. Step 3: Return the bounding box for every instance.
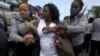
[42,27,54,34]
[24,21,29,28]
[42,27,49,34]
[24,21,32,28]
[24,34,35,44]
[55,36,62,47]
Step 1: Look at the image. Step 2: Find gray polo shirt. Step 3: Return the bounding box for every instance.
[63,15,88,46]
[91,18,100,41]
[9,17,39,43]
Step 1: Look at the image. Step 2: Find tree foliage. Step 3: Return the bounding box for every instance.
[89,6,100,18]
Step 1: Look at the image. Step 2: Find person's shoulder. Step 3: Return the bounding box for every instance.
[62,16,70,22]
[94,18,100,22]
[77,14,88,21]
[10,18,18,24]
[95,18,100,20]
[78,14,87,18]
[91,18,100,25]
[64,16,69,20]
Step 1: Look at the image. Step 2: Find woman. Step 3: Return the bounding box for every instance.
[57,0,88,56]
[35,3,60,56]
[9,3,40,56]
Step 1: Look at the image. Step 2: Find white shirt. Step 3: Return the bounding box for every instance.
[37,19,58,56]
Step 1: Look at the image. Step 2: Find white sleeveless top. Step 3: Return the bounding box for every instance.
[37,19,58,56]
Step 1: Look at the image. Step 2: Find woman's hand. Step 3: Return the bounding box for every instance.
[20,34,35,45]
[42,26,57,34]
[19,36,28,44]
[54,24,67,36]
[24,21,36,29]
[57,24,67,30]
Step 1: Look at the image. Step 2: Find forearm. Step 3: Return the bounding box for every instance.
[9,32,23,43]
[67,25,87,33]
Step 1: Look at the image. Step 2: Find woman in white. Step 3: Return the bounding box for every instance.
[36,3,60,56]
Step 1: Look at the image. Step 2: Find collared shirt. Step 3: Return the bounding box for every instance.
[63,15,88,46]
[91,18,100,41]
[9,16,39,43]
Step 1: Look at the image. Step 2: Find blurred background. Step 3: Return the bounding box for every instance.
[0,0,100,25]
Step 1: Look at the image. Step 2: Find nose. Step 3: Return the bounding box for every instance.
[20,10,24,14]
[71,7,76,11]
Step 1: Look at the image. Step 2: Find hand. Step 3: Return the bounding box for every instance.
[58,24,65,29]
[42,27,57,34]
[54,25,67,35]
[54,35,61,46]
[24,21,36,29]
[20,34,35,45]
[24,34,35,44]
[19,36,28,44]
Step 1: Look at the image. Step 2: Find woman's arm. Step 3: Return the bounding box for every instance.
[9,19,27,43]
[63,16,88,34]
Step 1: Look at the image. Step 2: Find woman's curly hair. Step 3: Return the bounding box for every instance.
[44,3,60,23]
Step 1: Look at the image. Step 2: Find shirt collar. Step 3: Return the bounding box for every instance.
[16,17,31,22]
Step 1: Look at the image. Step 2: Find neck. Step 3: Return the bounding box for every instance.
[45,18,52,26]
[70,15,75,20]
[23,17,30,21]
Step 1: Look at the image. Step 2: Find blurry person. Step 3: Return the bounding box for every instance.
[89,18,100,56]
[10,4,20,19]
[0,29,7,56]
[83,17,94,53]
[10,4,19,12]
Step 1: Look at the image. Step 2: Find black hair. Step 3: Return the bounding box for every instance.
[10,4,19,11]
[19,2,33,19]
[88,17,94,23]
[44,3,60,23]
[25,29,39,40]
[74,0,84,10]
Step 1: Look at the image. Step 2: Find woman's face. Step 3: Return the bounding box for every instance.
[43,6,51,19]
[19,3,31,19]
[70,1,81,17]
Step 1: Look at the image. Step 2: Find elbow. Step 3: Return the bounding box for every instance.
[8,33,15,41]
[79,27,87,33]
